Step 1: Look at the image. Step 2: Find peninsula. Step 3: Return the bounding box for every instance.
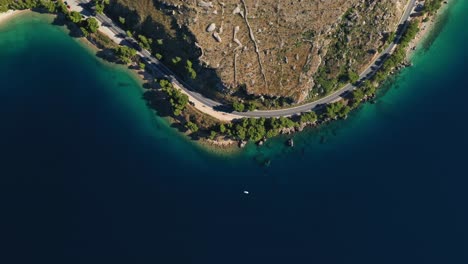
[0,0,447,148]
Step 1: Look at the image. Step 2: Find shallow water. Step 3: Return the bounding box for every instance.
[1,2,467,263]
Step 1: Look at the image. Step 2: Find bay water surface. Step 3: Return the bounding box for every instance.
[1,2,467,263]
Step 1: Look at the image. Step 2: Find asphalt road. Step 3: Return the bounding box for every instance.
[74,0,416,118]
[239,0,417,117]
[74,0,223,107]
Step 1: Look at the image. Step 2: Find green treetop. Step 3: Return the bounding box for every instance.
[85,17,99,33]
[114,46,137,64]
[68,11,82,24]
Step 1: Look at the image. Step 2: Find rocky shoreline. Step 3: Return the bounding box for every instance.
[111,0,448,153]
[0,0,449,154]
[208,1,450,151]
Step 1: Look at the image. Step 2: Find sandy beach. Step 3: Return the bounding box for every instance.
[0,10,24,25]
[407,1,452,59]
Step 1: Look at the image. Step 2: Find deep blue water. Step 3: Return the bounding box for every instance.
[1,2,467,263]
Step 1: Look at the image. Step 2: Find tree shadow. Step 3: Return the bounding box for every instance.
[50,14,84,38]
[95,49,118,63]
[105,0,226,102]
[142,89,207,139]
[143,90,172,118]
[31,7,51,14]
[213,104,234,113]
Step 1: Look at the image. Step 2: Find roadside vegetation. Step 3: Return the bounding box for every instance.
[152,77,353,144]
[0,0,64,12]
[104,0,202,88]
[423,0,444,15]
[0,0,445,148]
[158,79,189,116]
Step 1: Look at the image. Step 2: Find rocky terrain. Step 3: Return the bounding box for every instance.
[107,0,408,103]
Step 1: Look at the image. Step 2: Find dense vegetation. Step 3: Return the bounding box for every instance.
[373,21,419,84]
[0,0,100,36]
[95,0,110,14]
[158,79,189,116]
[0,0,444,146]
[232,102,245,112]
[0,0,64,12]
[104,0,200,87]
[424,0,444,15]
[345,21,420,115]
[217,117,295,142]
[113,46,136,64]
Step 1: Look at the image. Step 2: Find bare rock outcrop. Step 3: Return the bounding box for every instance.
[113,0,406,103]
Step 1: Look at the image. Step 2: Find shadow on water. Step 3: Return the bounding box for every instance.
[105,0,226,102]
[142,89,197,141]
[50,14,84,38]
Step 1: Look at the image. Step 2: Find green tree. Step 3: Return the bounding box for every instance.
[159,79,171,88]
[95,2,104,14]
[325,101,351,120]
[56,0,68,14]
[185,122,199,133]
[138,35,152,51]
[40,0,57,13]
[266,129,279,139]
[219,124,226,133]
[185,60,197,79]
[126,30,133,38]
[94,0,110,14]
[300,111,318,124]
[114,46,137,64]
[362,81,376,96]
[172,57,182,65]
[85,17,99,33]
[387,32,396,44]
[424,0,443,15]
[247,102,256,111]
[348,71,360,84]
[209,131,217,140]
[350,89,365,108]
[80,27,89,37]
[118,16,126,25]
[234,125,247,140]
[233,102,245,112]
[159,79,189,116]
[68,11,82,24]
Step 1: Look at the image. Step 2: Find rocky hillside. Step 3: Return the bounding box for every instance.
[107,0,408,103]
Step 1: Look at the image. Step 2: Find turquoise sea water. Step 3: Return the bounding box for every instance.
[1,2,467,263]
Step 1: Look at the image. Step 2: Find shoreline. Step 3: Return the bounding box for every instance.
[68,0,240,122]
[0,10,25,25]
[407,0,453,59]
[62,20,242,154]
[77,32,243,154]
[0,2,452,154]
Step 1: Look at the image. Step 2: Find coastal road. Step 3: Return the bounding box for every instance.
[70,0,225,110]
[69,0,239,120]
[70,0,416,119]
[239,0,417,117]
